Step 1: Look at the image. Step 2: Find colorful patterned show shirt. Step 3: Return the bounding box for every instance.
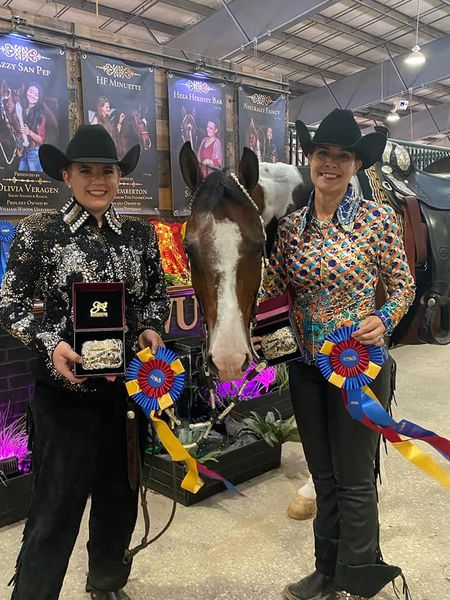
[262,188,416,364]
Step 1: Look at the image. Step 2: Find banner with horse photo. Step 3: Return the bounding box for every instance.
[0,36,70,215]
[238,85,286,164]
[168,73,226,215]
[80,52,158,215]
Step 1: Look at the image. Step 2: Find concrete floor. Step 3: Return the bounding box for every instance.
[1,343,450,600]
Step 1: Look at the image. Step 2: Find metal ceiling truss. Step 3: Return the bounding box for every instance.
[388,101,450,141]
[51,0,183,36]
[167,0,340,59]
[290,35,450,127]
[352,0,444,40]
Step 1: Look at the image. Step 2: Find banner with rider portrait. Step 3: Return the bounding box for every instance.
[0,35,70,215]
[168,73,226,215]
[80,52,158,215]
[238,85,286,163]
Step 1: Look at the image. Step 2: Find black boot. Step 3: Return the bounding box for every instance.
[322,592,371,599]
[283,570,335,600]
[89,589,131,600]
[86,578,131,600]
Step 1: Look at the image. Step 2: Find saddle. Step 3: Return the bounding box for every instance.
[375,161,450,345]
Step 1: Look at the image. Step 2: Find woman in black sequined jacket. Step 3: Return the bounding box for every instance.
[0,125,169,600]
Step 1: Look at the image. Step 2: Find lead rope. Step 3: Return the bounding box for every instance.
[123,441,178,563]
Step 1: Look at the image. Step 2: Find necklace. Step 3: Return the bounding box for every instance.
[311,214,333,228]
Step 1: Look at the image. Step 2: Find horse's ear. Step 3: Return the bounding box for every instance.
[181,106,187,117]
[179,141,203,191]
[238,147,259,192]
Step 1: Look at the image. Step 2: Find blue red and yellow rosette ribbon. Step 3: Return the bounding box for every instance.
[317,324,450,490]
[126,346,203,494]
[125,346,242,496]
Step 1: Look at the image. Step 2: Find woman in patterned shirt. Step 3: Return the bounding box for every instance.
[263,110,415,600]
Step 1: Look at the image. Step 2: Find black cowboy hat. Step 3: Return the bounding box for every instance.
[295,109,387,170]
[39,124,140,181]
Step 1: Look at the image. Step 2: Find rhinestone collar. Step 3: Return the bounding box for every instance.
[60,197,122,235]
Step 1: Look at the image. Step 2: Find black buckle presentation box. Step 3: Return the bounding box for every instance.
[72,282,126,377]
[253,293,303,366]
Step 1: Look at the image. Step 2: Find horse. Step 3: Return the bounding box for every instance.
[116,107,151,156]
[181,106,198,151]
[0,80,24,168]
[179,141,265,382]
[131,110,151,150]
[245,117,264,161]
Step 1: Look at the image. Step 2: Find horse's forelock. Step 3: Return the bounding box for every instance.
[192,171,254,211]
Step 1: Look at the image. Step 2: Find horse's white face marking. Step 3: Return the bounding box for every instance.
[208,218,251,379]
[259,162,303,225]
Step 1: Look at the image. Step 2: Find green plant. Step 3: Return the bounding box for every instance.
[164,272,179,286]
[173,428,223,464]
[272,363,289,395]
[242,410,300,447]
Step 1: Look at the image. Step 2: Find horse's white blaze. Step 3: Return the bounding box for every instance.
[259,162,303,225]
[209,218,249,376]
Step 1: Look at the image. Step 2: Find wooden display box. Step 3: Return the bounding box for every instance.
[231,387,293,421]
[0,472,33,528]
[143,439,281,506]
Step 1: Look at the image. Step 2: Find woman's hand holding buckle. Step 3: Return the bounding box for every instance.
[52,341,87,384]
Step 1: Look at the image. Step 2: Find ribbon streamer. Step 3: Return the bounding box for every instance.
[197,463,244,496]
[126,347,240,496]
[0,221,16,284]
[317,324,450,490]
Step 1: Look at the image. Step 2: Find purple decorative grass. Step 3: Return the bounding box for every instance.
[0,408,30,479]
[215,361,277,404]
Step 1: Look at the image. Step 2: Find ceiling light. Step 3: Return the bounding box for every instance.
[405,0,425,67]
[386,109,400,123]
[405,45,426,66]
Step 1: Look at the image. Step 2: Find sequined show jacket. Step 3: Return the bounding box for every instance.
[0,199,170,391]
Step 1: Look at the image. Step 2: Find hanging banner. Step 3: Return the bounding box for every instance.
[238,85,286,163]
[81,53,158,215]
[168,73,226,215]
[0,36,70,215]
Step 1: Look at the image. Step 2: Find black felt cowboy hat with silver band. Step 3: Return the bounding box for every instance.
[38,124,140,181]
[296,108,387,170]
